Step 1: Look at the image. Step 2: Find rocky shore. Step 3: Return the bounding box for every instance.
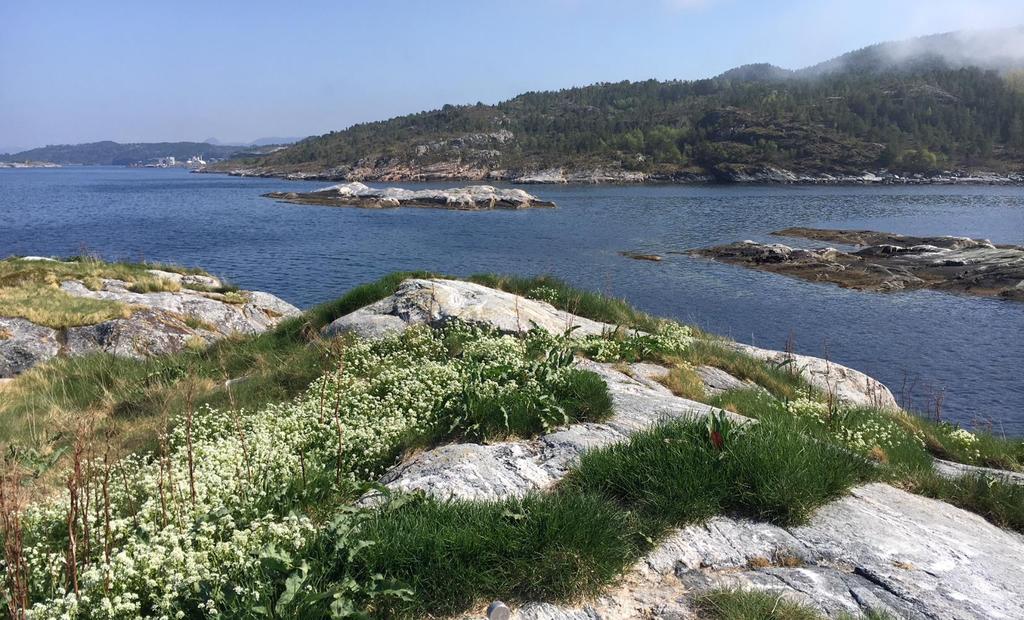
[203,163,1024,185]
[327,279,1021,619]
[693,227,1024,301]
[0,161,61,169]
[0,262,299,377]
[263,182,556,210]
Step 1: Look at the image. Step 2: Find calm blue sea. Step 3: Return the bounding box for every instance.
[2,167,1022,432]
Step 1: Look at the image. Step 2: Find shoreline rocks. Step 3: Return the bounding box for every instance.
[320,283,1018,619]
[263,182,556,210]
[204,163,1024,186]
[325,278,897,409]
[692,227,1024,302]
[0,274,299,378]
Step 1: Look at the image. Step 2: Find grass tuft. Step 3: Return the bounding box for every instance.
[684,340,808,399]
[354,492,636,618]
[693,588,821,620]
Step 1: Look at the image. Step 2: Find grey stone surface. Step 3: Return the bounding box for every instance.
[63,308,213,359]
[324,278,615,339]
[0,278,299,376]
[327,278,896,412]
[0,317,60,376]
[505,484,1024,620]
[266,182,557,210]
[694,364,754,395]
[369,360,731,503]
[146,268,223,290]
[728,342,899,409]
[60,279,298,335]
[933,458,1024,484]
[694,230,1024,302]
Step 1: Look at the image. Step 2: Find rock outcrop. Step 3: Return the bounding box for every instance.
[366,360,735,504]
[727,342,898,409]
[327,279,1020,619]
[0,274,299,377]
[325,278,896,409]
[693,228,1024,301]
[511,484,1024,620]
[324,278,613,339]
[263,182,556,210]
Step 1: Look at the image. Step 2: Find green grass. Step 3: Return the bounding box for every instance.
[342,416,875,617]
[724,414,876,524]
[0,285,133,328]
[909,417,1024,472]
[657,362,708,402]
[352,492,636,618]
[564,419,730,537]
[0,270,666,459]
[468,273,665,332]
[683,340,809,400]
[0,272,440,455]
[0,255,240,329]
[693,588,821,620]
[710,387,787,418]
[709,390,934,474]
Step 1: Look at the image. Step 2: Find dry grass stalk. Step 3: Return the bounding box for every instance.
[1,458,30,618]
[184,380,197,508]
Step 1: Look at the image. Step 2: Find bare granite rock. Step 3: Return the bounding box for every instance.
[324,278,614,339]
[332,279,1018,620]
[933,458,1024,485]
[367,361,735,504]
[0,317,60,377]
[327,279,897,409]
[0,278,299,377]
[727,342,899,409]
[462,483,1024,620]
[694,365,756,396]
[264,182,556,210]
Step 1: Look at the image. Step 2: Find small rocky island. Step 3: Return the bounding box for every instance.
[693,227,1024,301]
[263,182,556,210]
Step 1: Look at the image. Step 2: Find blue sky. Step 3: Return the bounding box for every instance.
[2,0,1022,150]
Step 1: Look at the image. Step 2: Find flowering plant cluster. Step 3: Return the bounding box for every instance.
[577,322,695,362]
[786,392,925,458]
[3,321,607,619]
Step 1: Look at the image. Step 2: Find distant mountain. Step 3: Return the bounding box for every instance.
[803,27,1024,77]
[0,141,248,165]
[214,28,1024,182]
[203,137,303,147]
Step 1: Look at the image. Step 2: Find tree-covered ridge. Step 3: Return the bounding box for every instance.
[0,141,268,166]
[242,62,1024,179]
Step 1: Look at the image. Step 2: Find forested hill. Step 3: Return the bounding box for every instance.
[221,29,1024,182]
[0,141,272,166]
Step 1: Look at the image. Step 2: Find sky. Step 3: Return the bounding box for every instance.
[2,0,1023,151]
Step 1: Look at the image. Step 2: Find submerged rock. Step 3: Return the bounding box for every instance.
[263,182,556,210]
[693,227,1024,301]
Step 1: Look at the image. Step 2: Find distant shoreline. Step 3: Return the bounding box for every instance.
[198,165,1024,187]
